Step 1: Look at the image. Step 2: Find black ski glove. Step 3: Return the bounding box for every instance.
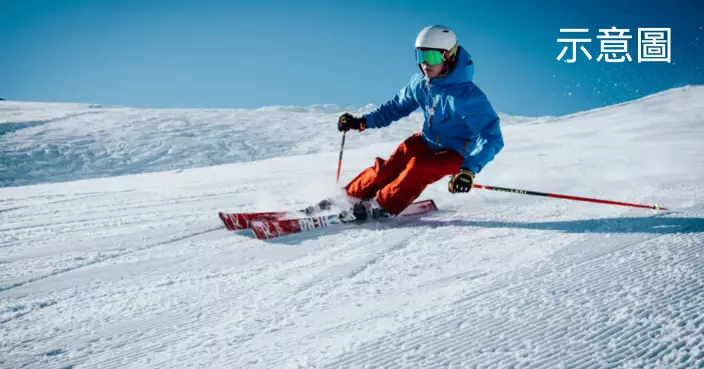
[338,113,367,132]
[448,169,475,193]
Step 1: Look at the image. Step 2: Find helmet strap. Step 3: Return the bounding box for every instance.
[440,44,459,76]
[443,44,458,61]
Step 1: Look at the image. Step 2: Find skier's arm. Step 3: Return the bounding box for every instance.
[363,77,420,129]
[461,114,504,175]
[453,89,505,175]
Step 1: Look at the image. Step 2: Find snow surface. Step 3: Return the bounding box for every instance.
[1,86,704,368]
[1,100,529,188]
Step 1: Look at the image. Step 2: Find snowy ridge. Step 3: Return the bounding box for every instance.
[1,86,704,368]
[1,98,554,188]
[3,86,703,188]
[0,101,397,187]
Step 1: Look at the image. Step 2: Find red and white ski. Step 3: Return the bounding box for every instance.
[218,211,287,231]
[250,199,438,240]
[219,199,338,231]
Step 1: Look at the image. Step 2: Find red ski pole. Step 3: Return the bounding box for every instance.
[473,184,667,211]
[336,131,346,185]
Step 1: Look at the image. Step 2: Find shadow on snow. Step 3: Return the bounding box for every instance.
[253,214,704,245]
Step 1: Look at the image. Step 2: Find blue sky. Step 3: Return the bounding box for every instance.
[1,0,702,116]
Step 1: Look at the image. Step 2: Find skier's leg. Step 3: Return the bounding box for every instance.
[375,150,464,215]
[345,133,431,200]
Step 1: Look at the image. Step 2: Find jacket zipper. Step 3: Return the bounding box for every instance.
[427,82,440,149]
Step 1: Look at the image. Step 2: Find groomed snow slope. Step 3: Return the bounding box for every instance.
[1,86,704,368]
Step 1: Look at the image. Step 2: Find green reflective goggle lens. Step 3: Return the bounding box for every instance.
[416,49,444,66]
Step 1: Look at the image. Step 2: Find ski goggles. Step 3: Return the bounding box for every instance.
[415,49,445,66]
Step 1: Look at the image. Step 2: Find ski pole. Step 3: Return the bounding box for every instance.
[473,184,667,211]
[336,131,346,185]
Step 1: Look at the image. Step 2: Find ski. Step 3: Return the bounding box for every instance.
[218,210,288,231]
[218,198,339,231]
[250,199,438,240]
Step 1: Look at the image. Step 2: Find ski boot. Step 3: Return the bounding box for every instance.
[300,198,334,215]
[350,199,392,221]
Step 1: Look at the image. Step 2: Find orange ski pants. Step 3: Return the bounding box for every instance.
[345,133,464,215]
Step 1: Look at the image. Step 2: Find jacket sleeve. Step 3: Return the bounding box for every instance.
[452,86,505,175]
[363,76,420,129]
[461,114,504,175]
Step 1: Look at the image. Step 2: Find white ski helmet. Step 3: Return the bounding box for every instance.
[415,25,457,52]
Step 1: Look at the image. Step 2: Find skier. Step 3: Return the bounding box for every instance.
[337,25,505,220]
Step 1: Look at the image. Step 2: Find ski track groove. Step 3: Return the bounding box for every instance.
[13,190,139,219]
[6,230,363,368]
[0,191,236,232]
[0,190,137,217]
[324,223,703,368]
[0,211,205,252]
[296,237,412,294]
[418,271,489,289]
[12,227,435,368]
[0,226,223,293]
[92,242,392,368]
[223,248,431,367]
[0,206,25,214]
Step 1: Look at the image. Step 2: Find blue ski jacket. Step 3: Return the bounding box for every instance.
[363,46,504,175]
